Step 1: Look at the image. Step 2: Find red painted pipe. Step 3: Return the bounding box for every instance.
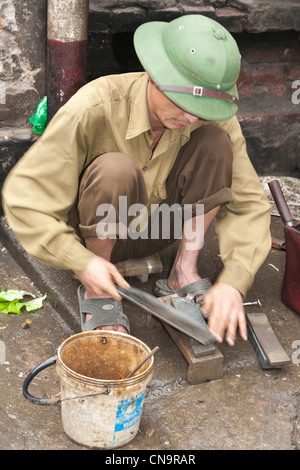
[47,0,89,121]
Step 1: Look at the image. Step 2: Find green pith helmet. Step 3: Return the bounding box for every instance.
[134,15,241,121]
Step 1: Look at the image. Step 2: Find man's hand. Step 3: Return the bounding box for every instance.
[79,256,130,301]
[201,282,247,346]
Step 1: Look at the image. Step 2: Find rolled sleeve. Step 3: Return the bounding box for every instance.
[214,116,272,296]
[2,106,93,277]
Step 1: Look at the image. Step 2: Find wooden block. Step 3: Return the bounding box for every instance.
[158,294,224,384]
[164,324,223,384]
[247,312,290,368]
[145,311,162,329]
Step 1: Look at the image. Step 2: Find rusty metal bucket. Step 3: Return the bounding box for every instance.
[23,331,154,448]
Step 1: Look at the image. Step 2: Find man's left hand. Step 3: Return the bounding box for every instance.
[201,282,247,346]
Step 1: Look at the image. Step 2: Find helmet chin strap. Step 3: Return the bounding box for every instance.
[156,84,239,106]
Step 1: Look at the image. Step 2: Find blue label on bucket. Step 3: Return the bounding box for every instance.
[113,392,145,443]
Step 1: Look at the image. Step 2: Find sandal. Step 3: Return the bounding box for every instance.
[77,284,130,333]
[153,278,212,305]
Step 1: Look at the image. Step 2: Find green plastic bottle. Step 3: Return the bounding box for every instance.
[28,96,47,135]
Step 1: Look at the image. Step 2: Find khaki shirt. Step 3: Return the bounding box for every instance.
[2,72,271,296]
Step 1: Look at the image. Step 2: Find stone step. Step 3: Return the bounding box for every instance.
[89,0,300,34]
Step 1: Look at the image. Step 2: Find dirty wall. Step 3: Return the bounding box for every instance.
[0,0,46,127]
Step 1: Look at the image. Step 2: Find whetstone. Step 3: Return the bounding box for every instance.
[247,312,290,368]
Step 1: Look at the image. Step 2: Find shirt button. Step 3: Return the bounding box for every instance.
[143,166,147,171]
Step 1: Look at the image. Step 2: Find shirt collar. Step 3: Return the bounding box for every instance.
[126,73,152,140]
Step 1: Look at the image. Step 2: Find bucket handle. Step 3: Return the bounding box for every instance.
[23,356,58,405]
[23,356,113,406]
[23,345,160,406]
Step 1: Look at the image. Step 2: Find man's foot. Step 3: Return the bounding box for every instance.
[77,285,130,333]
[167,269,205,302]
[84,290,128,333]
[85,312,128,333]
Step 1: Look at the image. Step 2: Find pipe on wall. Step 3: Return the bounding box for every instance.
[47,0,89,121]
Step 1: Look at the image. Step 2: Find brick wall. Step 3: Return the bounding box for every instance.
[231,31,299,176]
[237,31,300,104]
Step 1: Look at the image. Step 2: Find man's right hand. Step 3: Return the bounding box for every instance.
[79,256,130,300]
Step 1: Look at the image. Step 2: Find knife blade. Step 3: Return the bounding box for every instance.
[116,286,215,345]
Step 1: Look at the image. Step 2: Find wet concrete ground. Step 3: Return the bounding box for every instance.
[0,209,300,451]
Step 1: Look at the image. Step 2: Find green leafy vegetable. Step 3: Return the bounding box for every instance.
[0,290,46,314]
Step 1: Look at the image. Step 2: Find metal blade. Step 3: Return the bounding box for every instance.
[116,286,215,345]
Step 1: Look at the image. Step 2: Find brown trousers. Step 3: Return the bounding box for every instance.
[69,125,233,263]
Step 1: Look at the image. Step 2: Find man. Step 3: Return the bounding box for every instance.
[2,15,271,346]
